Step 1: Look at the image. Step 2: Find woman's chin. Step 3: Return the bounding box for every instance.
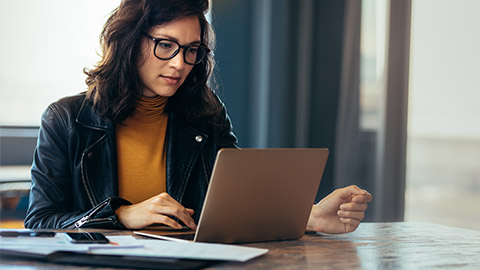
[142,87,179,98]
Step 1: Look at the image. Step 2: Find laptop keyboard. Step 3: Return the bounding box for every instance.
[165,233,195,241]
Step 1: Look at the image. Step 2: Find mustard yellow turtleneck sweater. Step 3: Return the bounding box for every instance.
[116,95,168,204]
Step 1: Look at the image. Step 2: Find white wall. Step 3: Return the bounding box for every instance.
[0,0,120,126]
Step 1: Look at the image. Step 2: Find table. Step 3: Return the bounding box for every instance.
[1,222,479,269]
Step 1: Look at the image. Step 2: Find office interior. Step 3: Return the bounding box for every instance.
[1,0,479,232]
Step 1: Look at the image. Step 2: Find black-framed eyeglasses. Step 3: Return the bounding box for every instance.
[143,33,210,65]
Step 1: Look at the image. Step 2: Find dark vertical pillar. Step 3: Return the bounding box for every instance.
[309,0,346,200]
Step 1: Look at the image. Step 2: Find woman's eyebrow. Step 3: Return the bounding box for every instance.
[153,34,201,45]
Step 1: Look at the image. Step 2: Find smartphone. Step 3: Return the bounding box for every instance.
[65,232,109,244]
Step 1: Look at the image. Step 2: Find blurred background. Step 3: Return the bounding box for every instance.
[0,0,479,230]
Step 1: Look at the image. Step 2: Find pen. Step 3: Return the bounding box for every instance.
[0,231,56,237]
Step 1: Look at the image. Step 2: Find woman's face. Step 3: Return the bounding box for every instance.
[138,16,200,97]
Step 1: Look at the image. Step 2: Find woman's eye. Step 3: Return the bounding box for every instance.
[187,47,198,54]
[158,42,173,49]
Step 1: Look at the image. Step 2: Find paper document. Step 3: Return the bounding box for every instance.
[0,229,143,253]
[91,239,268,262]
[1,229,267,262]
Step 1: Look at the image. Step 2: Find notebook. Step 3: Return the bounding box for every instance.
[135,148,329,244]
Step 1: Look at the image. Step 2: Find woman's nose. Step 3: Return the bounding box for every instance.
[168,50,186,70]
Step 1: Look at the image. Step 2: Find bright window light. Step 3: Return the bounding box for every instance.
[0,0,121,126]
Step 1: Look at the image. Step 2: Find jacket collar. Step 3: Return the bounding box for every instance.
[75,97,114,132]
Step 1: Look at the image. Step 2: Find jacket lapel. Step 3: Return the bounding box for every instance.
[166,113,207,203]
[76,97,117,205]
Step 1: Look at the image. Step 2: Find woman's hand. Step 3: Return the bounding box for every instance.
[115,193,197,230]
[306,185,372,234]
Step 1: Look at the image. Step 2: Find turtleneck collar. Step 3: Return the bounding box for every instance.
[132,95,168,122]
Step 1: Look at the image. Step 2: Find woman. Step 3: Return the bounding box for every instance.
[24,0,372,233]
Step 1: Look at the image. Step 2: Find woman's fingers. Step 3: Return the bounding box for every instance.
[150,193,197,230]
[337,210,365,221]
[352,193,373,203]
[150,214,183,229]
[116,192,197,230]
[155,206,197,230]
[340,202,368,211]
[339,217,361,232]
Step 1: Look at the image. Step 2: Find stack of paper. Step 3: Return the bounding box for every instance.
[0,229,268,262]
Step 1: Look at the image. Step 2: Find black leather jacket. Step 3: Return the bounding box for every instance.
[24,93,237,229]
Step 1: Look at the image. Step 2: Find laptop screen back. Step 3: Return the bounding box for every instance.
[194,148,329,243]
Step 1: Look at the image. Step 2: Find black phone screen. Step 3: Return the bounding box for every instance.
[65,232,109,244]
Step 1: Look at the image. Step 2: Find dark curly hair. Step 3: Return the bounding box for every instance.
[84,0,221,123]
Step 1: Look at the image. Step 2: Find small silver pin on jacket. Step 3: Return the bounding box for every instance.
[195,135,203,143]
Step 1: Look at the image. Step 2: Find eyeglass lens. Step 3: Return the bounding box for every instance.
[155,40,207,65]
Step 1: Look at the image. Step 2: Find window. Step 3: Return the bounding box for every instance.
[405,0,480,230]
[359,0,388,131]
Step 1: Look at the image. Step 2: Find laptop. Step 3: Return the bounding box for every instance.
[135,148,329,244]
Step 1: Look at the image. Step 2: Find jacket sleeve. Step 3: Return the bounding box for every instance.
[24,104,129,229]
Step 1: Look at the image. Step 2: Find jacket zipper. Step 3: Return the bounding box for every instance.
[74,199,110,228]
[80,133,108,207]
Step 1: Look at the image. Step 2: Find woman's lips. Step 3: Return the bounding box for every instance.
[161,75,180,85]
